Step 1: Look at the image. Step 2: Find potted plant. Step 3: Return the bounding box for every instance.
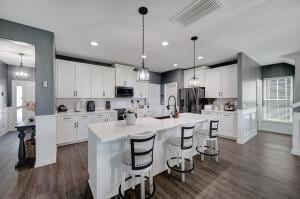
[123,108,137,125]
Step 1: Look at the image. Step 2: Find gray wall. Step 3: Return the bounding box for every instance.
[284,52,300,112]
[149,71,161,84]
[7,65,35,107]
[237,52,261,109]
[0,19,55,115]
[161,69,184,104]
[0,60,8,108]
[261,63,295,78]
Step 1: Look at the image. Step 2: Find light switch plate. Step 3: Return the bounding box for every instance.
[43,81,48,87]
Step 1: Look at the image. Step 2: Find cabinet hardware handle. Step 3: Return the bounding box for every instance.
[82,115,88,118]
[73,91,76,97]
[104,91,105,96]
[74,122,77,128]
[63,117,71,119]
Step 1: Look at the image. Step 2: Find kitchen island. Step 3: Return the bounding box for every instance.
[87,113,207,199]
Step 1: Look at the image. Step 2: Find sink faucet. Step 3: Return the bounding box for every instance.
[166,95,177,117]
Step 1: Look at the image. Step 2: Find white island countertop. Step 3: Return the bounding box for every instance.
[88,113,207,143]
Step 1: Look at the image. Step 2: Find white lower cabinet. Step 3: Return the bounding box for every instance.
[201,110,237,139]
[56,112,117,145]
[56,116,77,144]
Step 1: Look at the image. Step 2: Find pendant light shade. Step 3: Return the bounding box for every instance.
[137,7,150,82]
[188,36,201,87]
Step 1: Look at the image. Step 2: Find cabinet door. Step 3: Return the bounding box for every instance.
[184,69,194,88]
[195,68,205,87]
[221,64,238,98]
[77,115,94,140]
[126,67,137,87]
[103,67,116,98]
[76,63,92,98]
[140,83,149,98]
[57,60,76,98]
[91,66,104,98]
[57,118,77,144]
[205,69,221,98]
[115,64,128,86]
[218,113,237,138]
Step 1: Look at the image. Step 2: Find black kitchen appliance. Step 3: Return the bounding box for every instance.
[113,108,127,120]
[179,87,205,114]
[116,86,134,98]
[105,101,111,110]
[86,101,95,112]
[57,104,68,113]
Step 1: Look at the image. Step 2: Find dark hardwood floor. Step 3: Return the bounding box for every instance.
[0,131,300,199]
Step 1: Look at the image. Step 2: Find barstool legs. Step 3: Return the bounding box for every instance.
[131,175,136,190]
[140,173,145,199]
[190,151,194,174]
[149,170,154,193]
[181,155,185,182]
[121,172,126,196]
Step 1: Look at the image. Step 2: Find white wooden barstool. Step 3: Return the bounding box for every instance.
[166,123,195,182]
[119,131,156,199]
[196,120,219,161]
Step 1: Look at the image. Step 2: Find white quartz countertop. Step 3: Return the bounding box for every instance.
[201,109,237,114]
[88,113,207,143]
[56,109,117,117]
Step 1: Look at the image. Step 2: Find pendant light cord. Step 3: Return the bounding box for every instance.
[142,14,145,69]
[193,39,196,78]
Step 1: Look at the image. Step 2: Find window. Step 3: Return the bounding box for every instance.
[263,76,293,123]
[16,85,23,124]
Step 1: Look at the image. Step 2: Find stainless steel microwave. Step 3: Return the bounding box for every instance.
[115,86,134,97]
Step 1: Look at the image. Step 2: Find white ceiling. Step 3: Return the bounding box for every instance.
[0,0,299,72]
[0,38,35,67]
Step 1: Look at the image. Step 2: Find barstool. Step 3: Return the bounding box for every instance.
[196,120,219,161]
[119,131,156,199]
[166,123,195,182]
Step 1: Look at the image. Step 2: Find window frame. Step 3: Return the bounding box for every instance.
[262,76,293,123]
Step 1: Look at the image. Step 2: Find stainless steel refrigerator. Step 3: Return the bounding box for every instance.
[179,87,205,114]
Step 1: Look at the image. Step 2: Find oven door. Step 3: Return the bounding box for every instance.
[116,87,134,97]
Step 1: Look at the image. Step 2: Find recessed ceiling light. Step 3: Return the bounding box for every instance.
[173,63,178,67]
[197,56,204,60]
[90,41,98,47]
[162,41,169,46]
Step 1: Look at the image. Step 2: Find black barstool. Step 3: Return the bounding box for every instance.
[196,120,219,161]
[166,123,195,182]
[119,131,156,199]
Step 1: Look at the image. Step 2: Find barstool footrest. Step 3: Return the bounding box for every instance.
[167,157,194,173]
[118,175,156,199]
[196,146,219,156]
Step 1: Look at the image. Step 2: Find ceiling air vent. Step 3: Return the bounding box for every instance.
[170,0,224,28]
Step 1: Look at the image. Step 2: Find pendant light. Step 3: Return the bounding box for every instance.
[188,36,201,87]
[137,7,150,82]
[19,52,24,67]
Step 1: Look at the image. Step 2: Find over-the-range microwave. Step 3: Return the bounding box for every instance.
[115,86,134,97]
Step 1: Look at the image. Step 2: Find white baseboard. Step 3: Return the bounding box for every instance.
[237,130,257,144]
[0,128,8,137]
[291,148,300,156]
[35,156,56,168]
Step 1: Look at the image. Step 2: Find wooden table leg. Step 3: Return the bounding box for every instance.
[15,130,26,169]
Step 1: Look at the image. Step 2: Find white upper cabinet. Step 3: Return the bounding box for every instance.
[135,82,149,98]
[91,66,104,98]
[184,68,205,88]
[57,59,115,99]
[204,64,238,98]
[57,60,76,98]
[220,64,238,98]
[76,63,92,98]
[205,69,221,98]
[115,64,136,87]
[102,67,115,98]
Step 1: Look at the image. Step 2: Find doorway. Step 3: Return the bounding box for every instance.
[12,80,35,124]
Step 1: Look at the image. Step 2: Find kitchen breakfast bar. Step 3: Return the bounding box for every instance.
[87,113,207,199]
